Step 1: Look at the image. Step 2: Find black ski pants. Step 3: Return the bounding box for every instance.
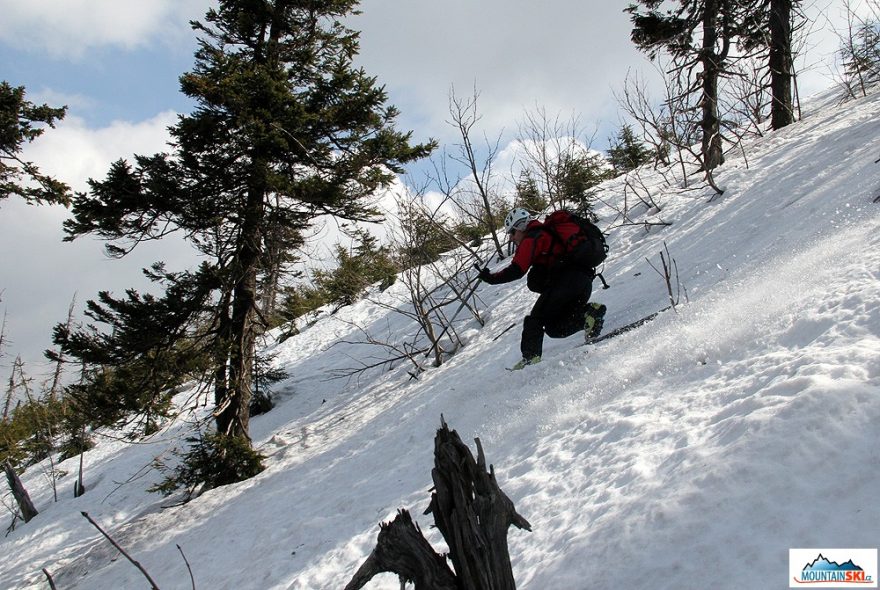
[521,265,594,359]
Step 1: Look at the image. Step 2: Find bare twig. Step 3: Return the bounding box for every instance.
[646,242,688,310]
[42,568,58,590]
[81,511,160,590]
[47,293,78,400]
[177,544,196,590]
[3,494,22,536]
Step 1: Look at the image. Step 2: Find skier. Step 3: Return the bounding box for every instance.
[478,208,607,370]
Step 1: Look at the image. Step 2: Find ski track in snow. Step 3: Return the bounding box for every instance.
[2,88,880,590]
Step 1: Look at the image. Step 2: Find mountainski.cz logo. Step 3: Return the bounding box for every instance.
[790,549,878,587]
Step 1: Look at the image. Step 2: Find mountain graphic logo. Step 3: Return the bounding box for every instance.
[790,549,878,587]
[803,554,865,573]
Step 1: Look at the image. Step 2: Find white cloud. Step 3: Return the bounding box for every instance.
[350,1,645,146]
[0,0,208,58]
[24,111,178,194]
[0,111,185,373]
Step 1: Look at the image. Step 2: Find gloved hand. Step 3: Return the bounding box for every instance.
[477,266,494,283]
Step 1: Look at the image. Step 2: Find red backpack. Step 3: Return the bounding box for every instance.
[541,210,608,269]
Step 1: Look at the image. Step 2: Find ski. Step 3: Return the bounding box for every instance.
[504,306,672,369]
[582,306,672,346]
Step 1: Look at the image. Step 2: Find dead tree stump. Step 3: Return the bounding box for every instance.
[345,419,531,589]
[4,460,39,523]
[426,421,532,589]
[343,509,457,590]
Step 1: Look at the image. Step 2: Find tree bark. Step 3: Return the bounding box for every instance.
[427,422,532,590]
[701,0,725,171]
[769,0,795,129]
[345,420,531,590]
[218,168,265,440]
[4,460,38,523]
[344,510,458,590]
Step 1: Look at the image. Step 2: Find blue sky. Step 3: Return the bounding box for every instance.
[3,46,196,128]
[0,0,862,377]
[0,1,202,128]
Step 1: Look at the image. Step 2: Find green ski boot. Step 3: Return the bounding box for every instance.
[510,356,541,371]
[584,302,607,340]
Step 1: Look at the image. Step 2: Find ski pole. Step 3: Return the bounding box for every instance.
[491,321,517,341]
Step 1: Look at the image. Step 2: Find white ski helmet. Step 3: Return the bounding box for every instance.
[504,208,532,234]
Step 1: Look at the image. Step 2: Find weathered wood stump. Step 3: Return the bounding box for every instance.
[344,509,457,590]
[345,419,531,589]
[4,460,39,523]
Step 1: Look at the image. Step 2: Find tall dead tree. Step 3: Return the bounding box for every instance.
[46,294,78,401]
[443,87,507,260]
[346,420,531,590]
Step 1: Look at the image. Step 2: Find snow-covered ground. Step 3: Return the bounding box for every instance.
[2,86,879,590]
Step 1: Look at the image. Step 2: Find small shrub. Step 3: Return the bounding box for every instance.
[150,431,265,501]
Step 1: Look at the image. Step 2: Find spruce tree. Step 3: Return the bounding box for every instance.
[313,230,398,309]
[607,124,653,173]
[58,0,433,480]
[0,81,71,206]
[627,0,750,170]
[556,152,613,216]
[513,172,547,213]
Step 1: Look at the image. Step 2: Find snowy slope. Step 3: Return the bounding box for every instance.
[2,87,879,590]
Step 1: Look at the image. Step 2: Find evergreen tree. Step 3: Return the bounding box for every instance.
[513,153,610,217]
[556,152,613,216]
[627,0,751,170]
[313,228,398,309]
[351,227,398,291]
[0,81,71,206]
[513,171,548,213]
[57,0,433,482]
[396,206,459,267]
[607,124,653,173]
[277,283,327,328]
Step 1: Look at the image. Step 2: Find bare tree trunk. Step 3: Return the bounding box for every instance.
[220,174,264,440]
[770,0,795,129]
[448,87,506,260]
[213,290,232,422]
[48,294,78,401]
[2,368,13,424]
[0,310,7,422]
[4,460,38,523]
[701,0,725,171]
